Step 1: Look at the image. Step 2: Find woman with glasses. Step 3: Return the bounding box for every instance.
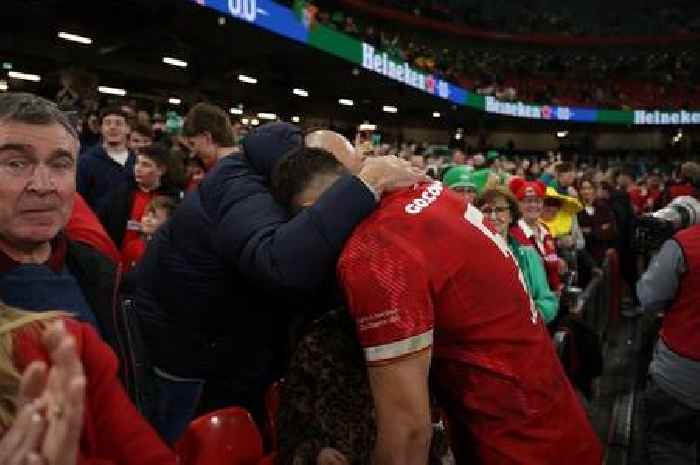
[476,187,559,324]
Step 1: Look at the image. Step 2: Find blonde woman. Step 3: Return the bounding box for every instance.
[0,305,175,465]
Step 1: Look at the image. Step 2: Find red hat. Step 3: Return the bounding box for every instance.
[508,177,546,200]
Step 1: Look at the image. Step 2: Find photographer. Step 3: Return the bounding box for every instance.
[637,220,700,464]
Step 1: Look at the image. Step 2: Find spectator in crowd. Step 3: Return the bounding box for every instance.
[442,165,478,206]
[134,120,423,444]
[542,162,578,197]
[508,178,564,294]
[121,196,178,272]
[630,173,663,215]
[577,175,617,265]
[182,103,237,171]
[476,186,559,323]
[128,121,154,152]
[665,162,700,202]
[0,93,122,352]
[79,112,101,154]
[409,153,426,170]
[0,303,175,465]
[540,187,585,245]
[540,187,587,282]
[77,106,135,213]
[637,219,700,465]
[271,145,601,465]
[98,144,182,260]
[451,148,466,165]
[610,166,639,309]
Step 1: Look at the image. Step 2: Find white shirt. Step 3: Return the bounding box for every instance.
[107,148,129,166]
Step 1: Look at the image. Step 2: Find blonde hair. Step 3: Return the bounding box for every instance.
[0,303,63,429]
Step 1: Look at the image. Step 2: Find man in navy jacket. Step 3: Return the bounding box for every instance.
[76,107,135,213]
[134,111,422,443]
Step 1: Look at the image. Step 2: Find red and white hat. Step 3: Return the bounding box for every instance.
[508,177,546,200]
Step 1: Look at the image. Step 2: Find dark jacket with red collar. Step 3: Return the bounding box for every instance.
[0,237,145,411]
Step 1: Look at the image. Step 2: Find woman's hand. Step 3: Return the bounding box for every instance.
[0,321,85,465]
[35,321,86,465]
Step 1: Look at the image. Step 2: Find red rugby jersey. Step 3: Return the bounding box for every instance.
[338,182,601,465]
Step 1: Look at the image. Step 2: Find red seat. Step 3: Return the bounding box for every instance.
[176,407,263,465]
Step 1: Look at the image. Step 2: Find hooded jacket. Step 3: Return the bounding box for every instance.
[134,123,377,384]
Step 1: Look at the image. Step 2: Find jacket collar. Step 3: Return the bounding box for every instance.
[0,233,68,274]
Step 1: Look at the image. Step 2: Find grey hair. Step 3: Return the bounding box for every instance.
[0,92,78,140]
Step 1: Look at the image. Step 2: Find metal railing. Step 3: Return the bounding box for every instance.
[570,249,622,341]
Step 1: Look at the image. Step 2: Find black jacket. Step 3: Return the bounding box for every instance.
[609,188,637,253]
[66,240,144,405]
[134,123,377,386]
[97,178,183,248]
[77,145,136,213]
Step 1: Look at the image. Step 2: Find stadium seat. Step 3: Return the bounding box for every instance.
[176,407,264,465]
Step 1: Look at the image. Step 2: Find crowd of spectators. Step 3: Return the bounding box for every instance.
[2,87,699,464]
[297,0,700,109]
[362,0,700,37]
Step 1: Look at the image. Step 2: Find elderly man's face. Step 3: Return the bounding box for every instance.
[0,121,77,249]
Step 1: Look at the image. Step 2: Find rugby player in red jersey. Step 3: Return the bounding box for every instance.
[271,140,602,465]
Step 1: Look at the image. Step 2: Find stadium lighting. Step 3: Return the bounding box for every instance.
[8,71,40,82]
[383,105,398,114]
[162,57,188,68]
[292,88,309,97]
[359,123,377,131]
[97,86,127,96]
[0,81,7,92]
[58,32,93,45]
[433,111,441,118]
[230,107,243,115]
[338,98,354,107]
[251,118,260,126]
[291,116,301,123]
[556,131,569,138]
[238,74,258,84]
[241,118,250,125]
[257,112,277,120]
[168,97,181,105]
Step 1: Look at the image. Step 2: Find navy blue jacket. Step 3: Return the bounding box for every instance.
[77,145,136,213]
[135,123,376,384]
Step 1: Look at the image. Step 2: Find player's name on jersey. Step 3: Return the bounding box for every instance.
[405,182,444,215]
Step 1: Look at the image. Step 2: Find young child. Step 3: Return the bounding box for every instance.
[121,196,178,271]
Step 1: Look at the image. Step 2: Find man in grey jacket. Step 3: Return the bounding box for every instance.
[637,223,700,465]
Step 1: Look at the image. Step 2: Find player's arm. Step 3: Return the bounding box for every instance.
[338,232,434,465]
[369,350,432,465]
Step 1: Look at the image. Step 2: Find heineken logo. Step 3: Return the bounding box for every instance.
[485,96,543,119]
[362,43,449,99]
[634,110,700,125]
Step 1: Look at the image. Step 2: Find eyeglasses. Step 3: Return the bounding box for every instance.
[480,206,510,216]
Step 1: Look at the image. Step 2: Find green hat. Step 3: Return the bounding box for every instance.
[443,166,476,190]
[486,150,499,161]
[470,168,494,195]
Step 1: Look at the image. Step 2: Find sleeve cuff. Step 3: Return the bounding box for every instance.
[355,175,380,203]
